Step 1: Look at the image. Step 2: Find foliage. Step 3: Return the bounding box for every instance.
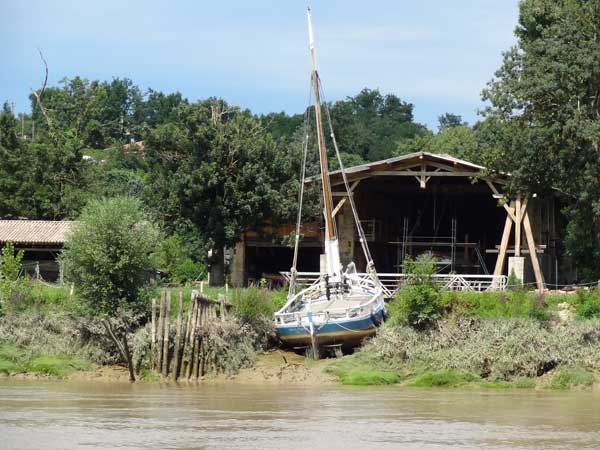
[0,242,25,312]
[364,317,600,382]
[438,113,466,131]
[574,289,600,320]
[445,290,549,322]
[481,0,600,279]
[0,343,89,376]
[61,196,161,317]
[151,234,206,283]
[389,254,446,329]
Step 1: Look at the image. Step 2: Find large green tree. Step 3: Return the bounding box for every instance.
[144,99,297,284]
[481,0,600,279]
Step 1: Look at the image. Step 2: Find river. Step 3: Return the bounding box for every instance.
[0,380,599,449]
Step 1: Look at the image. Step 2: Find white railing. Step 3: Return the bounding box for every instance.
[281,272,507,297]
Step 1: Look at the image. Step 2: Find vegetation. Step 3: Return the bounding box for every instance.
[388,254,445,329]
[0,242,25,313]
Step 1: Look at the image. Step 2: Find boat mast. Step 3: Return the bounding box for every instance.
[307,8,341,280]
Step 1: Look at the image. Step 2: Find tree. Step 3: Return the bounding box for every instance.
[438,113,466,131]
[144,99,294,284]
[481,0,600,279]
[61,197,161,380]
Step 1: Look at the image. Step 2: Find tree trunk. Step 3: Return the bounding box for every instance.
[102,318,135,382]
[209,247,225,286]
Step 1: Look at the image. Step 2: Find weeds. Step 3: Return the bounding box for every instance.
[548,367,595,390]
[409,369,477,388]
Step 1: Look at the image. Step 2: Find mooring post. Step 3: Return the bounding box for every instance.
[156,291,165,371]
[151,298,157,369]
[161,291,171,378]
[172,291,184,380]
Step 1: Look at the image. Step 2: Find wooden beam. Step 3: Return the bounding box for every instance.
[523,210,545,291]
[485,179,516,223]
[374,170,483,177]
[332,180,361,217]
[515,195,522,257]
[493,208,514,279]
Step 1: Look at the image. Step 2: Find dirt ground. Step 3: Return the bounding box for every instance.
[0,351,338,385]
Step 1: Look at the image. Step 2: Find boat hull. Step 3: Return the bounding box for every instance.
[276,306,385,348]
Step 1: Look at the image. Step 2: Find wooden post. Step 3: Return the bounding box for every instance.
[192,303,203,379]
[219,294,226,322]
[185,294,198,379]
[515,195,522,257]
[523,210,545,292]
[151,298,157,369]
[493,208,514,278]
[162,291,171,378]
[156,291,165,371]
[172,291,184,380]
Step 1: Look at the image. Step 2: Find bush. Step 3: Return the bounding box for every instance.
[389,254,446,329]
[151,234,206,284]
[575,289,600,319]
[362,317,600,381]
[0,242,25,313]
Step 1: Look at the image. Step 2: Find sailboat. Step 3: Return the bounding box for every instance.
[274,8,386,354]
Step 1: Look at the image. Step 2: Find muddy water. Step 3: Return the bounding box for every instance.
[0,380,599,450]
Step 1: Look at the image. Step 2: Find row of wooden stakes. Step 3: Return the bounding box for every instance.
[151,290,230,380]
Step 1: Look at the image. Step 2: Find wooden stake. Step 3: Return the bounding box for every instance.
[156,291,165,371]
[162,291,171,378]
[192,304,203,379]
[219,294,226,322]
[172,291,184,380]
[151,298,157,369]
[515,195,522,257]
[186,296,199,379]
[523,211,545,292]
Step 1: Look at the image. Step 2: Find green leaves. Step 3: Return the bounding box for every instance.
[60,197,161,317]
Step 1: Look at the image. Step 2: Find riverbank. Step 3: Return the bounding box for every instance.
[2,281,600,390]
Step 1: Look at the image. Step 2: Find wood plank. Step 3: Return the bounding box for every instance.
[485,180,516,222]
[515,195,522,257]
[161,291,171,378]
[493,211,514,279]
[172,291,184,380]
[523,211,545,291]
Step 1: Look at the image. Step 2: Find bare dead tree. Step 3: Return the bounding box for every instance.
[30,48,51,127]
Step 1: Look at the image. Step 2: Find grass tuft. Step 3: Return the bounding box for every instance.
[548,368,595,390]
[409,369,478,388]
[340,370,403,386]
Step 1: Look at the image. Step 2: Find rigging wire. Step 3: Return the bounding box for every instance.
[318,77,379,278]
[289,83,314,298]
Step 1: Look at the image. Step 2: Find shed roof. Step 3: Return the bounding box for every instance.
[0,220,76,246]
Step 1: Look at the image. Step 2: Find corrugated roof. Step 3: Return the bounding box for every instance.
[0,220,76,246]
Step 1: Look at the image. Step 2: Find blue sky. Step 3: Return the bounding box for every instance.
[1,0,519,129]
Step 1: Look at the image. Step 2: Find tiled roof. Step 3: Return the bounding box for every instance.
[0,220,76,246]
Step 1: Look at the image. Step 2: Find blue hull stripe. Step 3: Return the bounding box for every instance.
[276,306,385,339]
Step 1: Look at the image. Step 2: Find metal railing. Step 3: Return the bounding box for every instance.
[281,271,508,297]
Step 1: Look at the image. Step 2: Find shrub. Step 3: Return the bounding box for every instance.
[575,289,600,319]
[362,317,600,381]
[389,254,446,329]
[151,234,206,283]
[61,196,161,317]
[0,242,25,313]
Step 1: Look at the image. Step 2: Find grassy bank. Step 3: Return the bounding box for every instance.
[325,287,600,390]
[0,281,285,379]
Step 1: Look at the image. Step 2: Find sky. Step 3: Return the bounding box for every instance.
[1,0,520,129]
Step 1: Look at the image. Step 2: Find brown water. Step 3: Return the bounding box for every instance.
[0,380,599,450]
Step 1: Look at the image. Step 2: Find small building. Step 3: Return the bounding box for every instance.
[0,220,76,281]
[231,152,570,291]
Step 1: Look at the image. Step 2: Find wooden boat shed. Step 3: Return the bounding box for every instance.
[232,152,568,291]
